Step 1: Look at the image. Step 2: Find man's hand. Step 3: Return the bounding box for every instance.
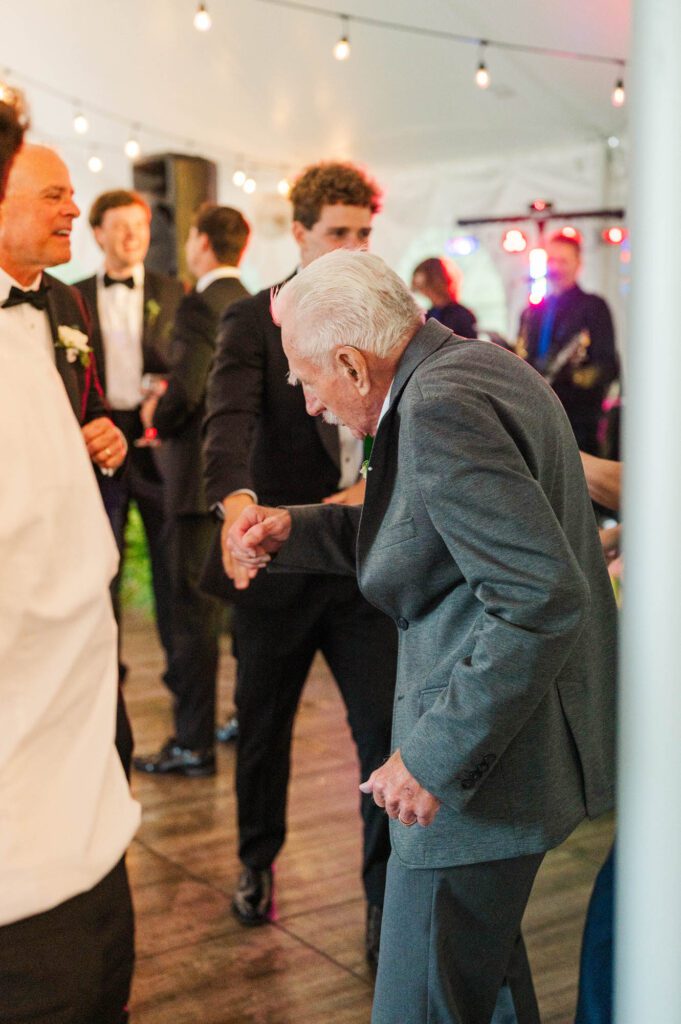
[322,479,366,505]
[221,498,292,590]
[140,394,159,431]
[360,749,441,827]
[82,417,127,471]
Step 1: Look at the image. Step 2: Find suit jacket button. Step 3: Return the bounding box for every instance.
[396,617,409,630]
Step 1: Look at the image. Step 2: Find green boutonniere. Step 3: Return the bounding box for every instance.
[360,459,371,480]
[145,298,161,325]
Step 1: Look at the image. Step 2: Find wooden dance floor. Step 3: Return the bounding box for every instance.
[123,609,614,1024]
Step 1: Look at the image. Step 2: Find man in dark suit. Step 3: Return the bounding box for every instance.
[517,231,619,455]
[133,204,250,777]
[76,191,184,685]
[226,250,617,1024]
[0,144,134,779]
[202,162,397,968]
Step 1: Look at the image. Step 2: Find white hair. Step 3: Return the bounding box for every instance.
[271,250,424,367]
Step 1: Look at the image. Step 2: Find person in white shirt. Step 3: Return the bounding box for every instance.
[75,192,184,687]
[0,85,140,1024]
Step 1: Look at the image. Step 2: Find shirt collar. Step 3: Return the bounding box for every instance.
[377,378,395,429]
[0,266,43,304]
[196,265,241,293]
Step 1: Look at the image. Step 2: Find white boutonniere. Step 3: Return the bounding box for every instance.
[360,459,371,480]
[56,325,92,367]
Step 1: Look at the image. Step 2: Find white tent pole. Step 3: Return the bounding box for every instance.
[616,0,681,1021]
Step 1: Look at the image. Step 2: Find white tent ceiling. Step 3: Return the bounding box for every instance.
[3,0,630,170]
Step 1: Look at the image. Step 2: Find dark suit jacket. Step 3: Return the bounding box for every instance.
[75,268,184,480]
[202,282,345,606]
[273,319,617,868]
[154,275,249,516]
[43,272,107,425]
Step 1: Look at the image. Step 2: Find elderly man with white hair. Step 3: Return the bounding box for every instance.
[226,250,617,1024]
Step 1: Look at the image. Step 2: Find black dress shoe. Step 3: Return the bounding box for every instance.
[216,714,239,743]
[132,738,216,777]
[365,903,382,973]
[232,866,273,926]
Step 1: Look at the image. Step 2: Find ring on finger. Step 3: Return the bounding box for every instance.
[398,815,415,827]
[105,447,111,458]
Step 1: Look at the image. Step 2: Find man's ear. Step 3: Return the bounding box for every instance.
[291,220,308,248]
[93,225,105,252]
[336,347,370,395]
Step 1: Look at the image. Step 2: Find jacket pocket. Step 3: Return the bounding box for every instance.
[376,516,416,548]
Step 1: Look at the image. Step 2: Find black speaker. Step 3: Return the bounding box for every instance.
[132,153,217,280]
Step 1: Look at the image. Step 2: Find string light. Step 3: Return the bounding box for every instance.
[611,78,626,107]
[243,177,257,194]
[475,42,490,89]
[124,130,141,159]
[194,3,212,31]
[607,135,621,149]
[73,111,89,134]
[232,168,246,187]
[333,16,351,60]
[277,178,291,196]
[87,153,103,173]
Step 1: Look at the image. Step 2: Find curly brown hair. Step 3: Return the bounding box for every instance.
[0,89,26,201]
[290,161,382,229]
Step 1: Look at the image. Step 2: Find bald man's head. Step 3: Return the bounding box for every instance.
[0,144,80,285]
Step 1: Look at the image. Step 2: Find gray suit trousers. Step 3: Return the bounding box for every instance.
[372,851,544,1024]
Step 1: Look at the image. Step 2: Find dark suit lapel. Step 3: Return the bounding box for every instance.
[44,281,81,420]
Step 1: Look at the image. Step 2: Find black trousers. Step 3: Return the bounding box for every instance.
[232,576,397,908]
[373,851,544,1024]
[0,859,134,1024]
[98,414,174,673]
[165,514,223,749]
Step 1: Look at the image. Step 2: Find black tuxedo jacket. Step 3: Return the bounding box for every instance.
[154,275,249,517]
[202,281,344,606]
[75,268,184,408]
[43,272,107,425]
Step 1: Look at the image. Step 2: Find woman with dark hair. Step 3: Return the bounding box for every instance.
[412,256,478,338]
[0,81,27,200]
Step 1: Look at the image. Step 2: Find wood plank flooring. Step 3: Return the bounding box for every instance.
[122,609,614,1023]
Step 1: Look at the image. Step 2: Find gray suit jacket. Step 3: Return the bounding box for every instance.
[272,319,617,869]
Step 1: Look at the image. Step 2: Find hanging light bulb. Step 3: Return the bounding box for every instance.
[194,2,212,31]
[333,16,351,61]
[277,178,290,197]
[611,77,626,107]
[475,42,490,89]
[232,168,246,187]
[73,111,89,134]
[88,153,103,173]
[243,177,257,194]
[124,130,141,159]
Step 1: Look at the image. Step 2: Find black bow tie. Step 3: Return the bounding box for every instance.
[1,282,52,311]
[103,273,135,289]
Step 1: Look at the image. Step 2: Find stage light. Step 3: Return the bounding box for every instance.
[194,3,212,31]
[243,177,256,194]
[446,235,479,257]
[73,111,89,135]
[602,226,627,245]
[232,169,246,187]
[502,228,528,254]
[529,247,548,304]
[333,18,351,61]
[124,135,141,160]
[88,154,103,173]
[611,78,625,107]
[529,199,552,213]
[277,178,290,197]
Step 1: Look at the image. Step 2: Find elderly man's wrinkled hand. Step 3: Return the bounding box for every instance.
[225,504,292,590]
[360,749,441,828]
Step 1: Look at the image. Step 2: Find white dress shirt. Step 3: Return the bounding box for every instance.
[97,262,145,410]
[0,336,140,927]
[0,266,55,364]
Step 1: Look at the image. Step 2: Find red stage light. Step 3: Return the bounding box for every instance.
[502,228,528,253]
[602,226,627,245]
[559,226,581,241]
[530,199,552,213]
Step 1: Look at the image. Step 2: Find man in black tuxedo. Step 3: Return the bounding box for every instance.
[0,144,134,778]
[133,204,251,777]
[76,191,184,685]
[203,162,397,968]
